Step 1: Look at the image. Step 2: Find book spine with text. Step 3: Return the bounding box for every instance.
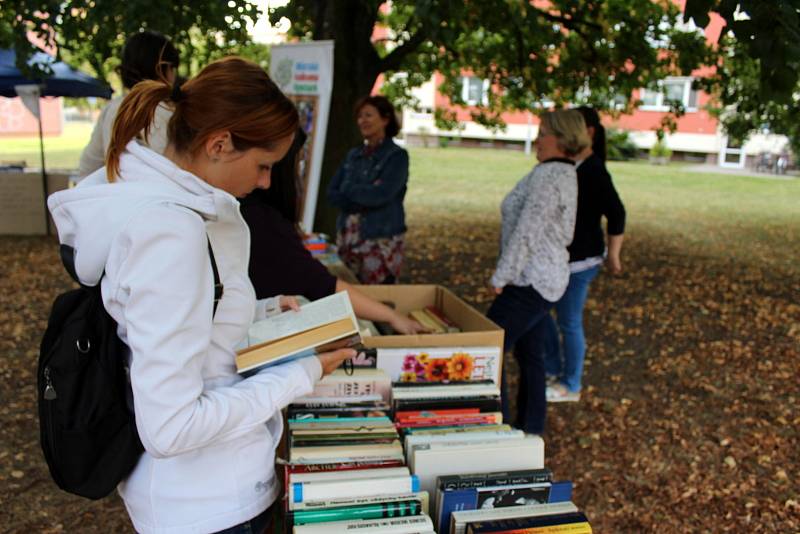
[290,499,421,526]
[466,512,590,534]
[293,514,433,534]
[439,468,553,490]
[290,491,428,512]
[438,481,572,533]
[291,475,419,505]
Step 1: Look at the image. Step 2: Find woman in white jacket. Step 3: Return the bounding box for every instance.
[48,57,354,533]
[78,30,178,178]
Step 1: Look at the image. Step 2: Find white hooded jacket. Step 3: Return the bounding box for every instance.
[48,141,321,533]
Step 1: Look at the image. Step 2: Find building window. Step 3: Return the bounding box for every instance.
[639,77,698,111]
[460,76,489,106]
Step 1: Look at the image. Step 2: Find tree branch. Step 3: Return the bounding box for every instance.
[378,28,429,72]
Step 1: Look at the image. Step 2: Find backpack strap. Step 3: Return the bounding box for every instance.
[207,237,223,317]
[59,245,80,284]
[60,239,223,316]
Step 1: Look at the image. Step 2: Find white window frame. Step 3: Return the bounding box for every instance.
[639,77,698,112]
[460,76,489,106]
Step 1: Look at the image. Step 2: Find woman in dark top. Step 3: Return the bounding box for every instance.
[327,95,409,284]
[543,106,626,402]
[241,129,425,334]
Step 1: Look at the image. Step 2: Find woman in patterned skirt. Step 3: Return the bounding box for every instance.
[327,95,409,284]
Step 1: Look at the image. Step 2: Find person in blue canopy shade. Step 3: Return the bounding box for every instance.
[78,30,179,177]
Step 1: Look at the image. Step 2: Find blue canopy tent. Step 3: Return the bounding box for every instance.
[0,48,112,234]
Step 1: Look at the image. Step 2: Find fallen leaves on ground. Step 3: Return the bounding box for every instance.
[1,206,798,532]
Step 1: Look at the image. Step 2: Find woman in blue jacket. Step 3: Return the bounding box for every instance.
[327,95,409,284]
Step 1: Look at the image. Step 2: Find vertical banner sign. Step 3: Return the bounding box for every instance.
[270,41,334,232]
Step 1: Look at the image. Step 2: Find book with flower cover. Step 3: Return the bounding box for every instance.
[377,347,501,384]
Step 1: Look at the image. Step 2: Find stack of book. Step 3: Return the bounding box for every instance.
[283,387,435,532]
[302,233,328,256]
[390,381,543,499]
[388,380,593,533]
[435,470,579,533]
[407,306,462,334]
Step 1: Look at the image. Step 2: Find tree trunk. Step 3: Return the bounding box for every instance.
[312,0,381,236]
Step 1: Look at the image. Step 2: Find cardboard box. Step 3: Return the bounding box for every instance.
[354,284,504,350]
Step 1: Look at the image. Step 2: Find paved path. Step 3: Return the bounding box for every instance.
[681,164,798,180]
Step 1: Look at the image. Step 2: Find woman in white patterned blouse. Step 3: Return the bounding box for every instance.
[487,109,590,434]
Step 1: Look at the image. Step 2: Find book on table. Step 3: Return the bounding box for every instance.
[291,513,434,534]
[236,291,361,374]
[449,501,579,534]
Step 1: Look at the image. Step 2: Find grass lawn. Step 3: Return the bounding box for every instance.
[0,122,93,170]
[406,146,800,275]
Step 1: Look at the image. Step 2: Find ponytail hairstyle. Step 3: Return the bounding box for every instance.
[576,106,607,162]
[106,56,299,182]
[119,30,179,90]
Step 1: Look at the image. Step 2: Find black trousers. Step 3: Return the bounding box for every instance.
[487,284,554,434]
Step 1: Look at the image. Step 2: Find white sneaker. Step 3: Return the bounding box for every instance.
[546,384,580,402]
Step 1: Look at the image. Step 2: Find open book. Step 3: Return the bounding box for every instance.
[236,291,361,374]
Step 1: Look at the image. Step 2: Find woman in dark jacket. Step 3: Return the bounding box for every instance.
[327,95,409,284]
[241,128,424,335]
[544,106,626,402]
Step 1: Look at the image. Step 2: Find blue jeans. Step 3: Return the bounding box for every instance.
[487,285,554,434]
[214,504,274,534]
[543,265,600,393]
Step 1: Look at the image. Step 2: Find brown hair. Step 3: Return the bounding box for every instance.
[354,95,401,138]
[540,109,591,158]
[106,56,299,181]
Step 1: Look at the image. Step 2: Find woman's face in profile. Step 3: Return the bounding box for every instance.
[534,124,564,161]
[356,104,389,141]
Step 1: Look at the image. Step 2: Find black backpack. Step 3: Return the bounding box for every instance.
[38,240,222,499]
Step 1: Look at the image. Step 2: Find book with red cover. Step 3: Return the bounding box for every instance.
[396,413,502,428]
[395,408,481,420]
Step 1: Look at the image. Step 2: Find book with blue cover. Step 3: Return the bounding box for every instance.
[437,480,572,533]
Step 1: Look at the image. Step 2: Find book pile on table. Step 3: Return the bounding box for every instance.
[282,368,435,533]
[390,380,593,533]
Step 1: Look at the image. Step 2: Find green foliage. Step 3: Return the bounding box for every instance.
[606,129,639,161]
[684,1,800,154]
[649,139,673,161]
[271,0,711,130]
[0,1,261,84]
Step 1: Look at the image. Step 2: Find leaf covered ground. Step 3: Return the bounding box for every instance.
[0,153,798,532]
